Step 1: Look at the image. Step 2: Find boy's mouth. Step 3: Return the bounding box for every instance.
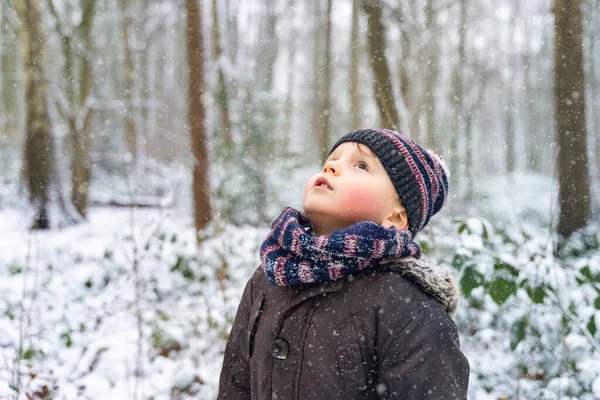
[314,176,333,190]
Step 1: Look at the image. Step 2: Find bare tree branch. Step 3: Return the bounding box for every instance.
[45,0,70,39]
[1,0,20,31]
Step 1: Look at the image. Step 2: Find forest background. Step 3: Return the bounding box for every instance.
[1,0,600,398]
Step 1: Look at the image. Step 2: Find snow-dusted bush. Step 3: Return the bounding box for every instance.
[447,217,600,399]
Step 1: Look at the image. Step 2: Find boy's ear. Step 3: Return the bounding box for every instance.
[381,208,409,231]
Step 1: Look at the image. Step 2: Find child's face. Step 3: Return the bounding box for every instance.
[303,142,405,236]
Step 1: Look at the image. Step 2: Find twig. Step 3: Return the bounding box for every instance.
[13,231,34,399]
[127,162,144,400]
[546,289,600,354]
[534,334,600,399]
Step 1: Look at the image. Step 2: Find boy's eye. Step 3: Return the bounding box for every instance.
[354,162,369,171]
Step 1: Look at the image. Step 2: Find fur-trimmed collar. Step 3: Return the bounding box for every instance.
[381,257,460,317]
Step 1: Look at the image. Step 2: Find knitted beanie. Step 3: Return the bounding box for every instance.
[329,128,449,237]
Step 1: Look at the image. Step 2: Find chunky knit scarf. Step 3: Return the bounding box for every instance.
[260,207,422,286]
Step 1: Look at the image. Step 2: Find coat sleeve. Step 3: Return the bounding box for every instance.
[377,306,470,400]
[217,274,255,400]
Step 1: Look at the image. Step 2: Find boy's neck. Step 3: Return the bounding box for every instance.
[309,218,350,237]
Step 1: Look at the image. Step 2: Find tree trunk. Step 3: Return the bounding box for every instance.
[396,7,416,138]
[398,28,411,120]
[505,103,516,173]
[465,109,474,200]
[211,0,232,147]
[465,84,487,200]
[20,0,55,229]
[317,0,332,164]
[71,1,96,218]
[140,33,151,158]
[284,2,298,143]
[424,0,439,150]
[224,0,239,64]
[554,0,592,239]
[259,2,278,92]
[450,0,467,181]
[349,0,361,130]
[505,1,521,176]
[1,18,19,147]
[363,0,400,131]
[588,3,600,181]
[522,50,543,172]
[117,0,137,161]
[46,0,95,218]
[185,0,213,234]
[312,0,323,161]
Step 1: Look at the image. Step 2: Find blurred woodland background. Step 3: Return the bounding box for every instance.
[1,0,598,234]
[1,0,600,399]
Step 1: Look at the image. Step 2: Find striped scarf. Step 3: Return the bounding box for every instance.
[260,207,422,286]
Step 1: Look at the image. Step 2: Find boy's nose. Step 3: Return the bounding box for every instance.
[322,160,338,175]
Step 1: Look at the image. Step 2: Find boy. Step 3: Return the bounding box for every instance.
[217,129,469,399]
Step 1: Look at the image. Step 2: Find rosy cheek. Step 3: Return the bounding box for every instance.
[338,188,380,219]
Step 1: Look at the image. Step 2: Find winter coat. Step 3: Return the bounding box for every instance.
[217,258,470,400]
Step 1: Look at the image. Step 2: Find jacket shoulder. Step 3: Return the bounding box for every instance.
[350,258,459,317]
[380,258,460,316]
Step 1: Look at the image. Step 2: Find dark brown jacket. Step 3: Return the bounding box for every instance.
[217,258,469,400]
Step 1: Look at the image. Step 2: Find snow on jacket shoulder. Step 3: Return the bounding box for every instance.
[217,258,470,400]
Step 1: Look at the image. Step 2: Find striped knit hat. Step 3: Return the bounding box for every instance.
[329,128,449,237]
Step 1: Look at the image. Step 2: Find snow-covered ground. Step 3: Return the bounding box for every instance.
[1,171,599,399]
[0,204,269,399]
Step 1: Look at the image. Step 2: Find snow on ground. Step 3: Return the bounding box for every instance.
[0,171,598,399]
[0,206,265,399]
